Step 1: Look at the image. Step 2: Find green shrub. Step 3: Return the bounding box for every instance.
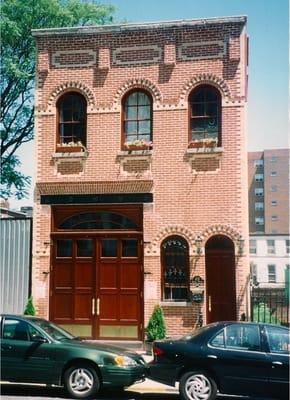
[145,304,166,341]
[24,296,36,316]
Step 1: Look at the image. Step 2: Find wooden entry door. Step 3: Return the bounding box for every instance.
[50,236,143,340]
[205,236,236,323]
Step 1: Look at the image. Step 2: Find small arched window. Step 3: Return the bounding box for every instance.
[189,85,221,145]
[57,92,87,147]
[122,90,152,149]
[161,236,189,301]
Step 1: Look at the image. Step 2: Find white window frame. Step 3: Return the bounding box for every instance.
[267,239,275,254]
[255,188,264,197]
[255,202,264,211]
[268,264,276,283]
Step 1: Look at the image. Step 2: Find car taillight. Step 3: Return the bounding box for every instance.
[153,346,164,356]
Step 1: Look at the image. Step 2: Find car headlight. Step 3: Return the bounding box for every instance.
[114,355,137,366]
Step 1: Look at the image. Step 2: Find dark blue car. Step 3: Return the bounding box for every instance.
[148,321,289,400]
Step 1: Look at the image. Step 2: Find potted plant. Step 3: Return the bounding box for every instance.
[56,141,85,153]
[24,296,36,316]
[144,304,166,354]
[188,140,204,149]
[203,138,218,148]
[123,139,153,151]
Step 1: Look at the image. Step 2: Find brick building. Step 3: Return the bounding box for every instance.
[32,16,249,340]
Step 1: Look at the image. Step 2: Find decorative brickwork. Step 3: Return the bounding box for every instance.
[32,17,249,338]
[51,49,96,68]
[179,73,231,104]
[178,40,226,61]
[113,45,162,66]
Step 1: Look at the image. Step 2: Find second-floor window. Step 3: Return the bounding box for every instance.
[189,85,221,144]
[249,239,257,254]
[268,264,276,283]
[267,239,275,254]
[122,90,152,148]
[255,188,264,197]
[255,202,264,211]
[286,240,290,254]
[57,92,87,146]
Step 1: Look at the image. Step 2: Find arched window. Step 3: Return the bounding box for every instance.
[57,92,87,146]
[189,85,221,145]
[161,236,189,301]
[58,212,138,230]
[122,90,152,149]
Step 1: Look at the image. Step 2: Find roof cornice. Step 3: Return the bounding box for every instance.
[32,15,247,37]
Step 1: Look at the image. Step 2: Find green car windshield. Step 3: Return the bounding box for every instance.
[33,319,75,341]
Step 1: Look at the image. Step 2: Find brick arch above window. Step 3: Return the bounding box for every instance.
[47,81,95,110]
[145,225,195,256]
[113,78,162,109]
[179,74,231,105]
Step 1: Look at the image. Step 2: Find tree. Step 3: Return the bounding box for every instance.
[145,304,166,342]
[1,0,115,200]
[24,296,36,315]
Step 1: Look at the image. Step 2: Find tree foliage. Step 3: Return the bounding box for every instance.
[24,296,36,316]
[145,304,166,342]
[1,0,115,199]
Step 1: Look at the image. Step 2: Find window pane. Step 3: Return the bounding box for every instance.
[191,102,205,116]
[57,239,72,257]
[77,239,93,257]
[101,239,117,257]
[266,326,290,354]
[139,120,150,134]
[138,105,150,119]
[4,319,30,341]
[125,121,137,134]
[225,324,260,351]
[126,92,138,106]
[211,331,225,347]
[125,105,137,119]
[138,92,150,105]
[122,239,138,257]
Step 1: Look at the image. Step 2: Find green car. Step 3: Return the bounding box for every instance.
[0,314,146,399]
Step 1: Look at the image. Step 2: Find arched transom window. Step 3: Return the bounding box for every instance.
[57,92,87,146]
[161,236,189,301]
[122,90,152,148]
[189,85,221,144]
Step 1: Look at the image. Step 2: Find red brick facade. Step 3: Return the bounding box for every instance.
[32,17,249,339]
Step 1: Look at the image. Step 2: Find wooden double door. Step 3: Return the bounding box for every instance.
[50,235,143,340]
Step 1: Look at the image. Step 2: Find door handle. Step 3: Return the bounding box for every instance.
[92,298,95,316]
[96,298,100,316]
[208,296,211,312]
[207,355,217,359]
[272,361,283,366]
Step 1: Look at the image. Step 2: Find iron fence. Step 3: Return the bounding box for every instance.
[250,286,289,327]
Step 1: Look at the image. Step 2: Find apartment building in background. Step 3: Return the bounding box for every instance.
[248,149,290,289]
[32,16,249,341]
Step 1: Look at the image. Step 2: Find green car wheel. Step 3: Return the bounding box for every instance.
[64,364,100,399]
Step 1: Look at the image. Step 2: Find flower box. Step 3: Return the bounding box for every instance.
[123,140,153,151]
[188,141,204,149]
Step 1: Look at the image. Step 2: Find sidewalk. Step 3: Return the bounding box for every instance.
[128,353,179,394]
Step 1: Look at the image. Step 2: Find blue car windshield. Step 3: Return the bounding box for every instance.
[33,319,75,341]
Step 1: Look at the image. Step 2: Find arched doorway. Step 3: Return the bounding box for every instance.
[205,235,236,323]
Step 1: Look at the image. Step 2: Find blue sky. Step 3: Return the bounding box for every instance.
[13,0,289,209]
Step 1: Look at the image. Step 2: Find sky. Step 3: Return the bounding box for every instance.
[11,0,289,210]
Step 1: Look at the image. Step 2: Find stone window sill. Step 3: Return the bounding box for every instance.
[117,149,153,157]
[160,301,191,307]
[186,146,224,156]
[52,151,89,159]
